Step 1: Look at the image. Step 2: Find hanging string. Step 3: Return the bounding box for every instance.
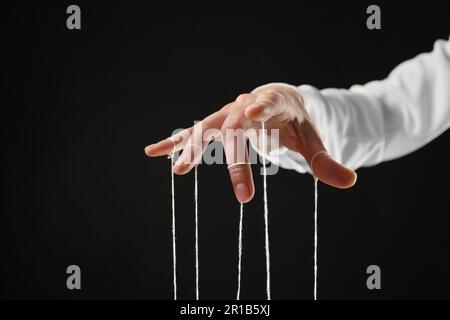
[194,165,199,300]
[228,162,248,300]
[261,121,271,300]
[167,134,324,301]
[170,153,177,300]
[310,150,327,301]
[313,177,319,301]
[236,202,244,300]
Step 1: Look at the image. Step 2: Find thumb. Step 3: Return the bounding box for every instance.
[310,151,357,189]
[293,118,357,189]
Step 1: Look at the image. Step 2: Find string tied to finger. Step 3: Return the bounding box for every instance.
[167,137,177,159]
[227,162,250,169]
[310,150,329,178]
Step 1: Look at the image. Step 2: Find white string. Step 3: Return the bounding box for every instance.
[168,133,321,301]
[170,155,177,300]
[236,202,244,300]
[310,150,327,301]
[168,130,324,301]
[313,177,319,301]
[261,121,271,300]
[194,165,199,300]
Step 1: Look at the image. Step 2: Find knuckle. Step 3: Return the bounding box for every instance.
[265,91,281,103]
[221,102,234,112]
[228,165,248,180]
[221,119,241,132]
[173,129,191,144]
[235,93,250,103]
[264,89,277,95]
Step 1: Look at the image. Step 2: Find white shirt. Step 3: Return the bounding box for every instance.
[260,39,450,173]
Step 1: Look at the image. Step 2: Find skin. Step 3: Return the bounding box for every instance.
[144,84,357,203]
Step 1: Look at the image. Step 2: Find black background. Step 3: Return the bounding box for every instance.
[2,1,449,300]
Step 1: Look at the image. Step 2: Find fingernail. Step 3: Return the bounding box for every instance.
[351,172,358,186]
[235,182,250,203]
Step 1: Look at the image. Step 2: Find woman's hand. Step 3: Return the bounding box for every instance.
[145,84,357,203]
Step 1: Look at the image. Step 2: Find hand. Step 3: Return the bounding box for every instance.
[145,84,357,203]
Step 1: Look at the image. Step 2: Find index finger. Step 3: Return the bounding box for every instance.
[144,128,192,157]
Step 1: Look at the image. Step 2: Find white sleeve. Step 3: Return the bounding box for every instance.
[262,39,450,173]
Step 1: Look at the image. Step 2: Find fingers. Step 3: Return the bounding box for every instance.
[172,111,226,174]
[172,137,208,175]
[246,88,357,189]
[223,125,254,203]
[145,109,226,158]
[228,162,254,203]
[244,91,281,122]
[144,138,174,157]
[293,119,357,189]
[144,127,193,157]
[310,151,357,189]
[222,102,255,203]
